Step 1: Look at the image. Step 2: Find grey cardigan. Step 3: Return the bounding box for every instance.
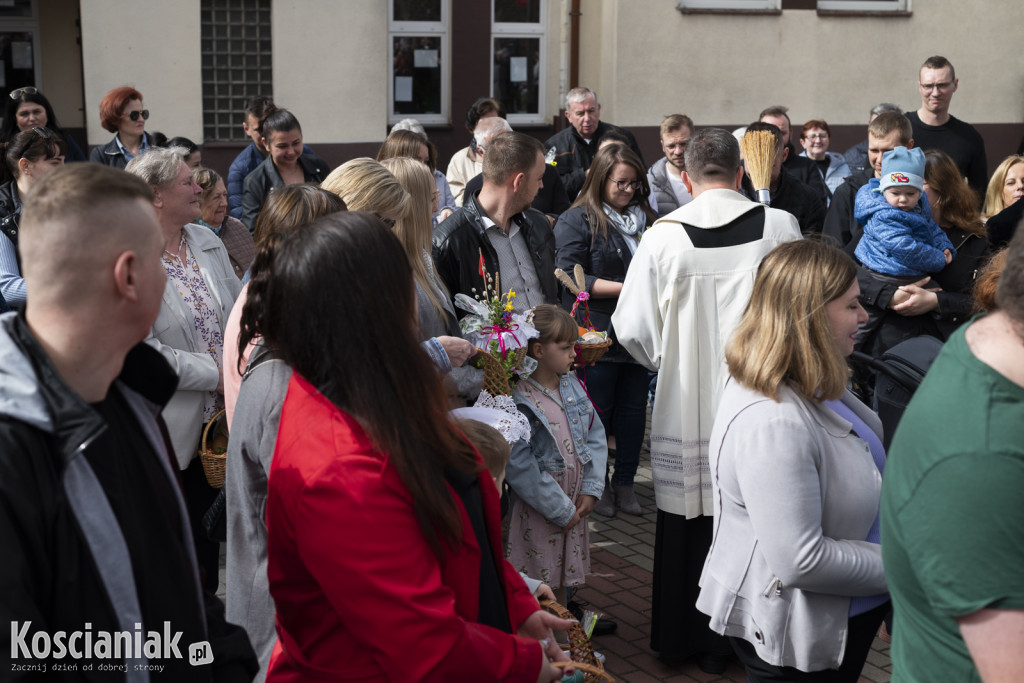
[697,380,887,672]
[225,344,291,682]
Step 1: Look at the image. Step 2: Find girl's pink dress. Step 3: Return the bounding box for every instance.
[506,380,590,589]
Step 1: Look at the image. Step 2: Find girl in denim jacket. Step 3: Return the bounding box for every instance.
[506,305,607,603]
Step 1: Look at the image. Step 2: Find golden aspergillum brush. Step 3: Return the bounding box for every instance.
[741,130,777,206]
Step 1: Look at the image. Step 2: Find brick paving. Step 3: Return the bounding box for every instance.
[578,440,893,683]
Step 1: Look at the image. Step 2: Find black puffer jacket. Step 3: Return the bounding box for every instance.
[432,191,558,310]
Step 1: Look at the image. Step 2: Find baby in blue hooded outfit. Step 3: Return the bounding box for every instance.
[852,146,955,348]
[854,146,954,278]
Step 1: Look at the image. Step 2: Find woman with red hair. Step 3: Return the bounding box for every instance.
[89,86,157,168]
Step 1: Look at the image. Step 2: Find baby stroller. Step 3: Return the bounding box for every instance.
[849,335,944,452]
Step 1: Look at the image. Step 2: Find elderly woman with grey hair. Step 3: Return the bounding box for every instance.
[126,145,240,593]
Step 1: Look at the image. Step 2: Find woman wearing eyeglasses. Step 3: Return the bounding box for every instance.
[1,87,86,162]
[553,143,655,517]
[0,126,66,309]
[798,120,850,201]
[89,86,156,169]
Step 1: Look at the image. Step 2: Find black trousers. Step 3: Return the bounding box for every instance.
[729,600,890,683]
[183,454,221,594]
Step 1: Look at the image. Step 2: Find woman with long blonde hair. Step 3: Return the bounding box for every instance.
[698,240,888,683]
[380,156,482,402]
[380,157,451,327]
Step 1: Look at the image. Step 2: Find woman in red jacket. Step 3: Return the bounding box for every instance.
[248,211,570,682]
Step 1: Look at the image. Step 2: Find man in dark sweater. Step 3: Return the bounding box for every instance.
[906,55,987,197]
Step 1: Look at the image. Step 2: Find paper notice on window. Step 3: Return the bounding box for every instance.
[395,76,413,102]
[414,49,438,69]
[510,56,528,83]
[11,42,31,70]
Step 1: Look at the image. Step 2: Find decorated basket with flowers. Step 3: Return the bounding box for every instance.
[555,264,612,366]
[455,251,539,397]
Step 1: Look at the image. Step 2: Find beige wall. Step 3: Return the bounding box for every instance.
[39,0,84,128]
[588,0,1024,129]
[80,0,203,144]
[273,0,386,143]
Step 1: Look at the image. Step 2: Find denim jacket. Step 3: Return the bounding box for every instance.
[507,375,607,527]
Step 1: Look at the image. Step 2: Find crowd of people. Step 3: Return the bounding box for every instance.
[0,51,1021,683]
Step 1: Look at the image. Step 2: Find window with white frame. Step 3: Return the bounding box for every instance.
[492,0,545,125]
[389,0,450,126]
[676,0,780,12]
[0,0,42,103]
[817,0,909,12]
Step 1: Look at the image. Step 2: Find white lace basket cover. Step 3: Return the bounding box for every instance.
[450,392,531,445]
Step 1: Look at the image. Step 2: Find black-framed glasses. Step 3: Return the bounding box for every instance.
[375,213,397,228]
[125,109,150,122]
[9,87,38,100]
[610,178,641,192]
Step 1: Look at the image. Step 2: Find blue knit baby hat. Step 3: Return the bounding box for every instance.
[879,146,925,193]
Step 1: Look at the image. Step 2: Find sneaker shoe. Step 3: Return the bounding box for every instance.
[614,484,643,516]
[593,486,615,517]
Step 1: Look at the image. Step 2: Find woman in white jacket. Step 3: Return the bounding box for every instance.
[697,240,888,682]
[127,146,240,592]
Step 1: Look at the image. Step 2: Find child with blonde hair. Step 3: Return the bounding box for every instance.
[505,305,607,603]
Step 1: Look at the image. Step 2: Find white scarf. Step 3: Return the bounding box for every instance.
[602,203,645,254]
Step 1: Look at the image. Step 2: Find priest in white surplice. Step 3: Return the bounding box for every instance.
[613,128,800,671]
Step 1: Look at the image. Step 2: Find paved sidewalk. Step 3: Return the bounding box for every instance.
[578,443,892,682]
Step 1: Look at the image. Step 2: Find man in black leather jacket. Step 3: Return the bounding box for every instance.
[433,131,557,313]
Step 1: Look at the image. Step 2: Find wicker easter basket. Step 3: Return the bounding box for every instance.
[199,409,229,489]
[476,346,527,396]
[576,337,613,366]
[540,599,613,682]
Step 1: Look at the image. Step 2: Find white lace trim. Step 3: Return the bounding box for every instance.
[450,392,532,444]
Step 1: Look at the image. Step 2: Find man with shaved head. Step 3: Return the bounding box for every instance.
[0,164,256,679]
